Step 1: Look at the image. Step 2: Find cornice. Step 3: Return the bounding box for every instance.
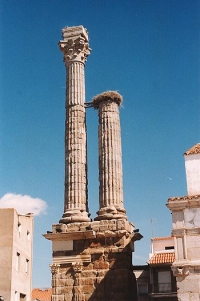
[167,195,200,210]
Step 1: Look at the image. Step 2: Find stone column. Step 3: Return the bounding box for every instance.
[92,91,127,220]
[59,26,91,223]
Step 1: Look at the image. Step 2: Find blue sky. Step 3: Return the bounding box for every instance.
[1,0,200,288]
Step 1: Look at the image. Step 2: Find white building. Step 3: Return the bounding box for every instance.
[167,143,200,301]
[0,208,33,301]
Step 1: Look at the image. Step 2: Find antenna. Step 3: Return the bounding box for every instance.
[150,218,154,255]
[151,218,154,238]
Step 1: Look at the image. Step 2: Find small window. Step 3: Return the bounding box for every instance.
[165,246,174,250]
[25,259,29,274]
[27,231,30,240]
[15,291,18,301]
[16,253,20,271]
[20,293,26,301]
[18,223,21,237]
[138,283,148,295]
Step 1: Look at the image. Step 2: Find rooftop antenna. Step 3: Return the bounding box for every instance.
[150,218,154,255]
[151,218,154,238]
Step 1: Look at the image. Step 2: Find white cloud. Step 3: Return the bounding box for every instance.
[0,193,47,216]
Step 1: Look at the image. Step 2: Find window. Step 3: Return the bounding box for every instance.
[18,223,21,238]
[165,246,174,250]
[27,231,30,240]
[25,259,29,274]
[20,293,26,301]
[16,253,20,271]
[15,291,18,301]
[138,283,148,295]
[158,271,171,293]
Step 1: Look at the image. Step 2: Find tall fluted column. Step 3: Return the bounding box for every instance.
[59,26,91,223]
[92,91,127,220]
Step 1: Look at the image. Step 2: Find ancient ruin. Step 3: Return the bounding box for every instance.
[59,26,91,224]
[44,25,142,301]
[92,91,127,221]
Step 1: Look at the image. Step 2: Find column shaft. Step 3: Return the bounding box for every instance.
[59,26,91,223]
[92,91,127,220]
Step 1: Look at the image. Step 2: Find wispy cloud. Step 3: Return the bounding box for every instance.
[0,193,47,216]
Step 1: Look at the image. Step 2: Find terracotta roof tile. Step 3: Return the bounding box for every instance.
[168,195,200,202]
[148,252,175,265]
[148,252,175,264]
[151,236,173,241]
[31,288,52,301]
[184,143,200,155]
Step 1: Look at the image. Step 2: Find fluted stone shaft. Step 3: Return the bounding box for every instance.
[92,92,127,220]
[59,26,91,223]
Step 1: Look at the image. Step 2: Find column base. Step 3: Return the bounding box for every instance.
[60,209,91,224]
[94,206,127,221]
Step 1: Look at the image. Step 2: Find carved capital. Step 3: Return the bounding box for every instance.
[72,261,83,273]
[50,263,60,275]
[59,26,91,65]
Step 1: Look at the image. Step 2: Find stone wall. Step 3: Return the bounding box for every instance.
[45,219,141,301]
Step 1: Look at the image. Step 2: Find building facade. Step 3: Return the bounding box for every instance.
[167,143,200,301]
[148,237,177,301]
[0,208,33,301]
[133,236,177,301]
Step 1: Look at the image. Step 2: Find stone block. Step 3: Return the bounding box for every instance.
[84,262,94,270]
[79,222,91,231]
[96,232,105,238]
[65,278,74,286]
[79,277,96,285]
[99,221,109,231]
[105,230,116,237]
[177,277,199,293]
[52,295,65,301]
[188,247,200,260]
[94,259,109,269]
[116,219,126,230]
[108,220,117,231]
[90,221,100,232]
[81,270,97,278]
[63,294,73,301]
[67,223,80,232]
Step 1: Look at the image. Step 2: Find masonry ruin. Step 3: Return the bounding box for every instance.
[44,25,142,301]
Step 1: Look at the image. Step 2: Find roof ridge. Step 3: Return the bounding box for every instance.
[184,143,200,155]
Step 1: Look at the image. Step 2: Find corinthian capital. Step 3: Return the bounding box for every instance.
[50,263,60,275]
[59,25,91,65]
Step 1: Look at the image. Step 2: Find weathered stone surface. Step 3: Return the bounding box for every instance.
[92,92,127,221]
[59,26,91,224]
[47,27,141,301]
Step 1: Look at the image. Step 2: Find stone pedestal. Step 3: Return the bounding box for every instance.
[44,219,142,301]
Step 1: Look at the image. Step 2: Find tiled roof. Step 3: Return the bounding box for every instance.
[151,236,173,241]
[148,252,175,265]
[184,143,200,155]
[31,288,52,301]
[168,195,200,202]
